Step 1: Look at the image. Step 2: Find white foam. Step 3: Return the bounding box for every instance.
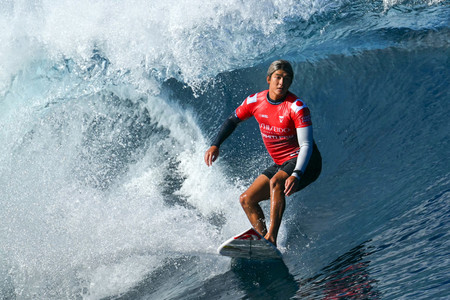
[0,66,246,298]
[0,0,346,95]
[4,0,444,297]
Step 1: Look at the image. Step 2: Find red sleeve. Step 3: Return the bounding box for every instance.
[291,100,312,128]
[235,93,257,121]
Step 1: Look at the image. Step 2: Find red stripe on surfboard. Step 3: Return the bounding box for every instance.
[233,228,262,241]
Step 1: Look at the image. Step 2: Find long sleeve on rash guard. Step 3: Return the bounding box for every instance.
[212,113,242,147]
[293,126,313,176]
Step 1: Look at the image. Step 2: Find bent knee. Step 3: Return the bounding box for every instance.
[239,193,251,207]
[240,192,262,208]
[269,177,285,191]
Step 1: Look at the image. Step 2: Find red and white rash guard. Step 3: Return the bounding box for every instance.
[235,90,312,165]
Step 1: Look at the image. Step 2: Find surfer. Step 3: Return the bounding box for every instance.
[204,60,321,247]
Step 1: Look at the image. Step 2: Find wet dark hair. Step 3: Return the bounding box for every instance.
[267,60,294,80]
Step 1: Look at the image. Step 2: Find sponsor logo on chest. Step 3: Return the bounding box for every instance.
[260,123,292,133]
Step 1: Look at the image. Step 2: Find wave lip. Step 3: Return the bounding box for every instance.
[0,0,449,299]
[2,0,447,91]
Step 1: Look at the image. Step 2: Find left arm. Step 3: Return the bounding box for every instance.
[284,126,313,196]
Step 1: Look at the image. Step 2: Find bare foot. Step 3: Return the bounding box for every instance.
[264,234,277,247]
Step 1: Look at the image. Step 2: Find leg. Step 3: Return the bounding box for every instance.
[239,175,270,236]
[265,170,290,246]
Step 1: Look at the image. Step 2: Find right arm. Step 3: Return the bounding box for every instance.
[204,113,242,166]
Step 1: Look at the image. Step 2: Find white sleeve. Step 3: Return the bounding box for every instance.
[292,126,313,177]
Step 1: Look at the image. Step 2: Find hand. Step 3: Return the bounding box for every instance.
[204,146,219,166]
[284,175,300,196]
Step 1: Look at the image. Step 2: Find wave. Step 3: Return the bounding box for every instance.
[0,0,449,298]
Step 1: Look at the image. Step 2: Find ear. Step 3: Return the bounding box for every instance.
[267,75,271,84]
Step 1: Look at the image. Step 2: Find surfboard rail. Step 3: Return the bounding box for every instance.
[218,228,282,260]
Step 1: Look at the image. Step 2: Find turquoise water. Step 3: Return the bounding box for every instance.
[1,1,449,299]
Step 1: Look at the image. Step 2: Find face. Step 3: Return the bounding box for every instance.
[267,70,292,100]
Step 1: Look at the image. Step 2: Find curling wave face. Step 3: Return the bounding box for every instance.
[0,0,449,299]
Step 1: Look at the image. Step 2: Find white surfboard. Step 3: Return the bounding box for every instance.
[218,228,283,260]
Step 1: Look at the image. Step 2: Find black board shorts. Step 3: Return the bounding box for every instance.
[262,142,322,191]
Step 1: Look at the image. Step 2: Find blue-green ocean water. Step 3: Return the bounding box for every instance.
[1,1,449,299]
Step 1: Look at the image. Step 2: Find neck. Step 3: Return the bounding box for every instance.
[267,92,287,104]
